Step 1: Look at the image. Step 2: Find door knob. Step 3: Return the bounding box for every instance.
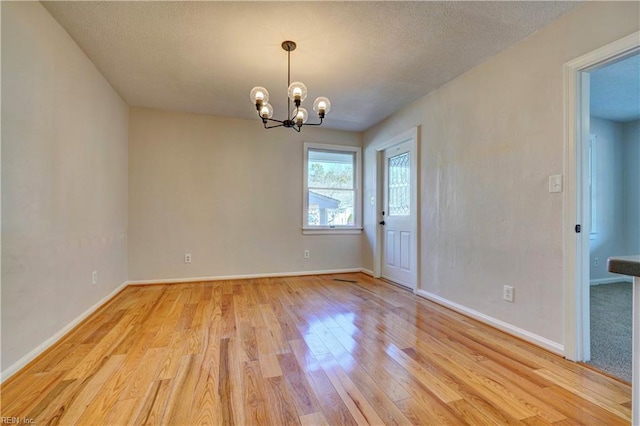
[379,220,385,225]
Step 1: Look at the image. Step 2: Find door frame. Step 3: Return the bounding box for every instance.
[563,31,640,361]
[373,126,419,291]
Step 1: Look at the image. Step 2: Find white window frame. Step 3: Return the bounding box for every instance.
[303,142,362,235]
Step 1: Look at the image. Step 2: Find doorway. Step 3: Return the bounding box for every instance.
[563,32,640,364]
[585,52,639,382]
[375,127,419,290]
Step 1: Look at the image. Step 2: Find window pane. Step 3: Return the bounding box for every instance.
[308,189,355,226]
[308,150,354,189]
[388,152,410,216]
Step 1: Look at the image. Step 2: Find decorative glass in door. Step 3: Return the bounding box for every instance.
[388,152,410,216]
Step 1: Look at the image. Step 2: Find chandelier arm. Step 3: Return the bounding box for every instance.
[264,122,285,129]
[256,109,287,126]
[260,115,286,124]
[299,117,324,127]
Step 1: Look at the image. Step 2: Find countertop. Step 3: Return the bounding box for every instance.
[608,255,640,278]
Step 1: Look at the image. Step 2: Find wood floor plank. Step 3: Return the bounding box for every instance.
[162,354,202,425]
[535,368,631,421]
[277,352,322,415]
[287,339,358,426]
[316,353,386,425]
[541,385,629,426]
[26,378,76,423]
[1,371,63,414]
[131,379,173,425]
[416,337,567,423]
[394,397,446,425]
[154,346,185,381]
[315,321,416,423]
[175,302,198,331]
[1,273,631,425]
[103,397,140,425]
[448,398,515,426]
[55,354,126,425]
[220,293,237,338]
[299,411,330,426]
[74,332,158,424]
[386,343,463,404]
[258,303,291,354]
[217,337,235,425]
[255,326,284,378]
[264,376,302,426]
[188,346,221,425]
[63,316,135,380]
[120,347,167,399]
[327,322,412,402]
[400,347,524,425]
[241,360,270,425]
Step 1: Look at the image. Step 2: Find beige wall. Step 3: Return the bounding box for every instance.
[128,107,362,281]
[363,2,639,347]
[1,2,129,372]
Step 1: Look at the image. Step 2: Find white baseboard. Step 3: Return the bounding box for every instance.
[415,289,565,356]
[126,268,365,285]
[360,268,374,277]
[590,276,633,285]
[1,281,128,383]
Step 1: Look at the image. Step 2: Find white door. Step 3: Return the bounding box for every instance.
[381,140,416,289]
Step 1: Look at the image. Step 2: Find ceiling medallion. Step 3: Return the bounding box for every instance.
[250,41,331,132]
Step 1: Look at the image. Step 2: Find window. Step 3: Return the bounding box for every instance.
[303,143,362,234]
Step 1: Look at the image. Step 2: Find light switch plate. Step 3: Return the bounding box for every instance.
[549,174,562,193]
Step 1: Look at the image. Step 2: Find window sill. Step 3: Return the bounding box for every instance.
[302,227,363,235]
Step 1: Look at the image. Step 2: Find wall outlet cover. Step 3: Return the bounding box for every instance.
[503,285,514,302]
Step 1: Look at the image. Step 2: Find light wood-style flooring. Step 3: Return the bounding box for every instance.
[1,273,632,425]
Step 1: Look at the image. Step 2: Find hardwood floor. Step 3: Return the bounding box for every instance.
[1,273,631,425]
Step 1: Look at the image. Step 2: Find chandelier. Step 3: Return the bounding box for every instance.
[250,41,331,132]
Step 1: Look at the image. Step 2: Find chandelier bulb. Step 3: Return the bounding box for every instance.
[313,97,331,117]
[260,103,274,119]
[250,86,269,106]
[296,107,309,125]
[288,81,308,103]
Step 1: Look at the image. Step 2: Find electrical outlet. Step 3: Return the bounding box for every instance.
[92,270,98,285]
[594,257,599,267]
[184,253,192,264]
[304,250,310,259]
[503,285,514,302]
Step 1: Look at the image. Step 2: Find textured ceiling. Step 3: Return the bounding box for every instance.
[590,52,640,123]
[42,1,579,132]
